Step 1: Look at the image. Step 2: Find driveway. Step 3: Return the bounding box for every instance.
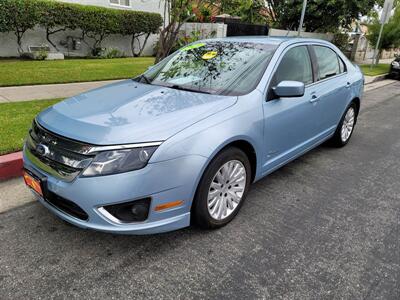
[1,82,400,299]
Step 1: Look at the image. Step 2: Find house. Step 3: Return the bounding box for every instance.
[0,0,165,58]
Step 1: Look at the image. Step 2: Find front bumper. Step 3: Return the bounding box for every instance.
[23,148,207,235]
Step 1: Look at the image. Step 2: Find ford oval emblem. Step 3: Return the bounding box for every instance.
[36,144,50,157]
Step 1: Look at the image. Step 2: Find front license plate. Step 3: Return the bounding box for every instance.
[23,170,43,197]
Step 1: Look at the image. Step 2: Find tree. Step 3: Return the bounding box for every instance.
[237,0,268,24]
[155,0,197,63]
[156,0,226,62]
[367,6,400,63]
[273,0,378,32]
[39,1,79,51]
[119,10,162,57]
[1,0,42,53]
[218,0,272,24]
[77,6,120,56]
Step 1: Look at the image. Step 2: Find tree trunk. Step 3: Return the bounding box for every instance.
[137,33,151,57]
[46,28,66,52]
[15,31,24,54]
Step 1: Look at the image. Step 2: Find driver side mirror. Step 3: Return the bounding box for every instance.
[273,81,305,98]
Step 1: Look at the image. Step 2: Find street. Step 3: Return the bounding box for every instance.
[1,82,400,299]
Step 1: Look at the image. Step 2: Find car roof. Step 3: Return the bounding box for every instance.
[201,36,333,46]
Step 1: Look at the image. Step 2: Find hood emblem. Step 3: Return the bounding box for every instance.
[36,144,50,157]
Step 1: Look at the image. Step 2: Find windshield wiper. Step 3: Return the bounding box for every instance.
[168,85,212,94]
[134,74,152,84]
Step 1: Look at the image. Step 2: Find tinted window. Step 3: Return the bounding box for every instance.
[314,46,340,80]
[338,56,346,73]
[139,41,277,96]
[272,46,313,86]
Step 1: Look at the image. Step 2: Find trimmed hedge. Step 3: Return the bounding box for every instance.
[0,0,163,56]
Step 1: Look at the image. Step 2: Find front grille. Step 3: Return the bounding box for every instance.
[25,120,95,181]
[45,191,89,221]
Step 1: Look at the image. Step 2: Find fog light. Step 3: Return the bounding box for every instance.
[101,198,150,223]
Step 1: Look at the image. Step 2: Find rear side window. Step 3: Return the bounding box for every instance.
[338,56,346,73]
[313,46,341,80]
[272,46,313,86]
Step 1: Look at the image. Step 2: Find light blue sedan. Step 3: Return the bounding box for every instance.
[23,37,364,234]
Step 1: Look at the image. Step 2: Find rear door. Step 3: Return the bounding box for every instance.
[262,45,320,173]
[309,45,351,135]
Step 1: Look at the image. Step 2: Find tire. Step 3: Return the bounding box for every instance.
[192,147,252,229]
[330,102,358,147]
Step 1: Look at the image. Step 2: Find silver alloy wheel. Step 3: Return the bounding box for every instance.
[341,107,355,142]
[207,160,246,221]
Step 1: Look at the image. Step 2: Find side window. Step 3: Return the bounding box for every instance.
[272,46,313,86]
[314,46,340,80]
[338,56,346,73]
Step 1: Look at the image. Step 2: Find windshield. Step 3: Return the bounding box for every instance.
[137,41,277,96]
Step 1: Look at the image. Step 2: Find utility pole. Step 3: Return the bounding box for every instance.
[371,0,394,67]
[298,0,307,36]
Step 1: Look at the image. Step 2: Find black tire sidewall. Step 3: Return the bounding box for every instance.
[192,147,252,229]
[332,102,358,147]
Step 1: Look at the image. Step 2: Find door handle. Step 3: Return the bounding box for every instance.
[345,82,351,88]
[310,95,319,103]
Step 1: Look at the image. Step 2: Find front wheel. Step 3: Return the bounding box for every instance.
[192,147,251,229]
[330,103,358,147]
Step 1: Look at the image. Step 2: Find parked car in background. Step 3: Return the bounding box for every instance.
[23,37,364,235]
[389,55,400,79]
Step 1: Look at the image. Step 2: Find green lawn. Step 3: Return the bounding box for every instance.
[0,98,62,155]
[359,64,390,76]
[0,57,154,87]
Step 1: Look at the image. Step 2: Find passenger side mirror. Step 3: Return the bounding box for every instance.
[273,81,305,98]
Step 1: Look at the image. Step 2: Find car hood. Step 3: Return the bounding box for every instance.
[37,80,237,145]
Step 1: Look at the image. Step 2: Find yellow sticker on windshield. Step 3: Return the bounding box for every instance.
[202,51,218,60]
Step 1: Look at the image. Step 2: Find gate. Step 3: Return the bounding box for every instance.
[226,23,269,37]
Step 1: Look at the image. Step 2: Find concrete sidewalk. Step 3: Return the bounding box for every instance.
[0,76,393,103]
[0,79,122,102]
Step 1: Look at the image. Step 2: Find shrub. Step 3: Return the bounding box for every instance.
[0,0,42,53]
[0,0,163,56]
[119,10,163,56]
[101,48,125,59]
[39,1,81,51]
[332,32,350,52]
[76,6,121,55]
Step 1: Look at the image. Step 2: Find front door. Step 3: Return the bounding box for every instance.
[262,45,321,174]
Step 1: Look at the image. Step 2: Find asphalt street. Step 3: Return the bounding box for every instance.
[1,82,400,299]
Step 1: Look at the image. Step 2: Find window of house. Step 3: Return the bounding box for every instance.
[110,0,130,7]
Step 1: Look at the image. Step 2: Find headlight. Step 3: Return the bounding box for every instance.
[392,61,400,67]
[82,146,158,177]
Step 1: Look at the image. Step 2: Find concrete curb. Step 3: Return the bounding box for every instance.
[0,152,23,181]
[364,74,388,85]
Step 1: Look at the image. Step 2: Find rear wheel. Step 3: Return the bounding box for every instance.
[192,147,251,229]
[330,103,358,147]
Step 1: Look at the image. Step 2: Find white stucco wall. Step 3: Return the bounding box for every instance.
[269,28,334,41]
[0,0,165,57]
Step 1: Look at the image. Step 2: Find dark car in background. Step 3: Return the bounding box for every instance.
[389,56,400,79]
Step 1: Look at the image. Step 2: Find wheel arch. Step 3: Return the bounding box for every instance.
[190,138,258,221]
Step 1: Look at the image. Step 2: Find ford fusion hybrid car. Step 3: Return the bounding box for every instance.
[23,37,364,234]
